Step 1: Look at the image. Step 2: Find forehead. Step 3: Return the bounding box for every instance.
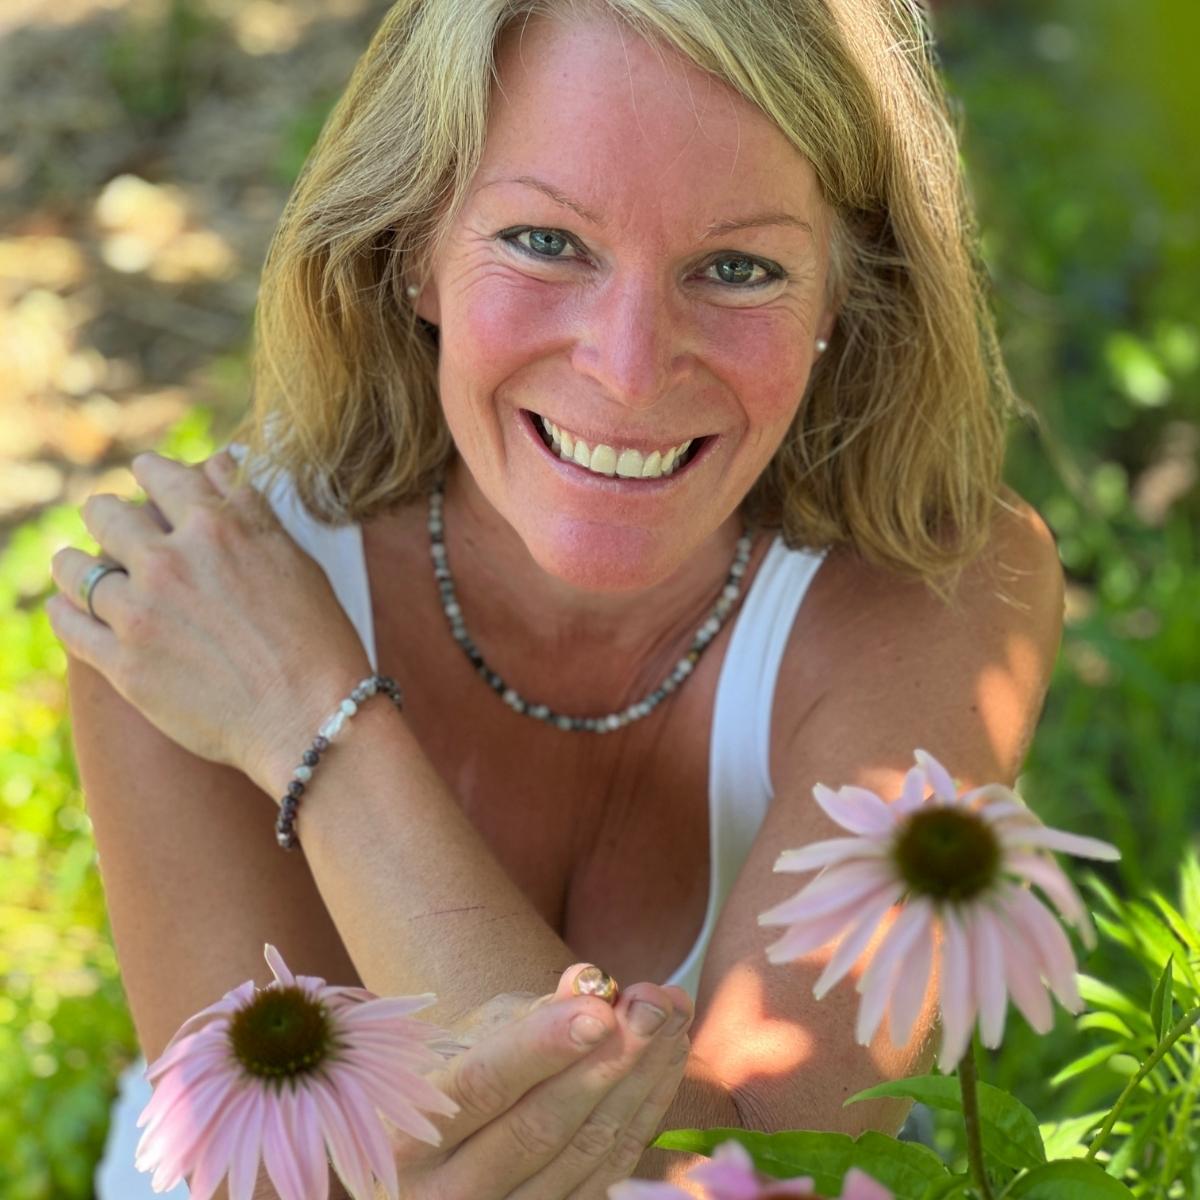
[470,10,825,236]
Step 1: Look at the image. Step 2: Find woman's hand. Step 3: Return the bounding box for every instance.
[46,449,373,795]
[389,963,694,1199]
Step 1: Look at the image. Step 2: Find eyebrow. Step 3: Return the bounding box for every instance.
[477,174,813,239]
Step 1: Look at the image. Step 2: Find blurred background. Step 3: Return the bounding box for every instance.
[0,0,1196,1194]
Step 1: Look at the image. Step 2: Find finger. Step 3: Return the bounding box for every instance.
[129,450,221,529]
[433,983,683,1198]
[201,447,240,498]
[78,492,166,567]
[393,982,622,1175]
[49,547,133,628]
[45,590,121,676]
[506,998,694,1199]
[571,1037,691,1200]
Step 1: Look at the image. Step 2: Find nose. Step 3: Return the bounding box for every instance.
[569,272,689,410]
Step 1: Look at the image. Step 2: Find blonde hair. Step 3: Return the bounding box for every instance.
[228,0,1018,587]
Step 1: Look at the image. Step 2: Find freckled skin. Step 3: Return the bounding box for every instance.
[412,9,837,662]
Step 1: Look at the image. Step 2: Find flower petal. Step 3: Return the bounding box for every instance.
[913,749,957,802]
[309,1074,377,1200]
[1005,886,1083,1011]
[136,1065,242,1181]
[329,1068,401,1200]
[759,860,897,926]
[993,890,1054,1034]
[226,1085,266,1200]
[888,902,934,1049]
[688,1137,769,1198]
[261,1084,313,1200]
[856,901,932,1045]
[840,1167,894,1199]
[999,823,1121,862]
[1004,851,1094,943]
[334,1049,457,1137]
[971,907,1008,1048]
[774,837,887,874]
[894,766,929,815]
[264,943,297,987]
[186,1082,261,1200]
[144,1012,238,1089]
[813,883,906,999]
[338,994,440,1025]
[813,783,896,835]
[936,908,975,1073]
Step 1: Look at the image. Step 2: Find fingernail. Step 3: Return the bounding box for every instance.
[570,1015,610,1046]
[629,1001,669,1036]
[666,1007,692,1035]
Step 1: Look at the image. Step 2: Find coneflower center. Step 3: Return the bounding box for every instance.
[228,985,334,1080]
[893,807,1000,901]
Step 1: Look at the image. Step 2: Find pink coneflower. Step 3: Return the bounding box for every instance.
[134,943,463,1200]
[757,750,1120,1071]
[607,1137,891,1198]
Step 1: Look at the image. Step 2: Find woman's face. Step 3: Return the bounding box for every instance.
[415,11,836,595]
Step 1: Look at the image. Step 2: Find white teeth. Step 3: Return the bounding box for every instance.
[616,449,643,478]
[537,414,696,480]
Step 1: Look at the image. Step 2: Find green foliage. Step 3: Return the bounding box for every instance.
[2,0,1196,1193]
[848,1075,1045,1175]
[651,1127,951,1199]
[0,504,137,1198]
[0,408,218,1199]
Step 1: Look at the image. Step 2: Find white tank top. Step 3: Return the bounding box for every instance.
[94,444,828,1199]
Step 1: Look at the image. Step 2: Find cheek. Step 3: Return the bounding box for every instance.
[700,312,810,430]
[449,279,565,395]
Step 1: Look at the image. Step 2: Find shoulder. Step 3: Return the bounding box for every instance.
[773,489,1065,772]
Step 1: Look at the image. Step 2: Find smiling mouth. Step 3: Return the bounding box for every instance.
[524,409,710,480]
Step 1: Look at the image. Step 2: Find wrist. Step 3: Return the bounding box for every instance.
[251,664,384,801]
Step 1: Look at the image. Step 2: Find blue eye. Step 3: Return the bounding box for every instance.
[705,255,782,289]
[498,227,785,290]
[500,227,581,260]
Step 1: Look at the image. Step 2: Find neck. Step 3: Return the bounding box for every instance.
[436,458,759,714]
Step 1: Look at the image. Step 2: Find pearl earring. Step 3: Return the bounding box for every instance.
[815,338,829,353]
[406,284,420,299]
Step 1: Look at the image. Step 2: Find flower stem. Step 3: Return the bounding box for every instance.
[1086,1002,1200,1162]
[959,1041,994,1200]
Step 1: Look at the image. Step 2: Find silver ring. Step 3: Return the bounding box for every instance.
[80,561,128,624]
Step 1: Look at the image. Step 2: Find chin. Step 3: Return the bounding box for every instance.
[518,515,692,595]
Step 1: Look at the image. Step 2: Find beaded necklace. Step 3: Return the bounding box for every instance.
[426,472,756,733]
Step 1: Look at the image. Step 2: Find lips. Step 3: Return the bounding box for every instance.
[525,410,700,480]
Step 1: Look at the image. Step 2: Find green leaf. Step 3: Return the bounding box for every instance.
[1006,1160,1136,1197]
[1077,976,1152,1030]
[1050,1043,1121,1087]
[1038,1110,1106,1160]
[650,1128,949,1200]
[1075,1012,1135,1041]
[1151,891,1200,954]
[1180,850,1200,931]
[1149,954,1174,1039]
[919,1176,973,1199]
[846,1074,1045,1171]
[1106,1093,1171,1181]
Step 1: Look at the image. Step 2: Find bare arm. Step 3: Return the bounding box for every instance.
[70,651,732,1198]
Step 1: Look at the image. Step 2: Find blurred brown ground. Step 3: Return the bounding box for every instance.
[0,0,393,551]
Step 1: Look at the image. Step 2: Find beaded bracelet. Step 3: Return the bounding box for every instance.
[275,673,405,850]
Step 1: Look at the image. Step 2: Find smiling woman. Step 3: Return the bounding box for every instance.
[71,2,1065,1198]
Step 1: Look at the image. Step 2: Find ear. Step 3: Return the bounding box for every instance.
[410,279,440,326]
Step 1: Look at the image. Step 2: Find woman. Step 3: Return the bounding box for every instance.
[56,1,1063,1197]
